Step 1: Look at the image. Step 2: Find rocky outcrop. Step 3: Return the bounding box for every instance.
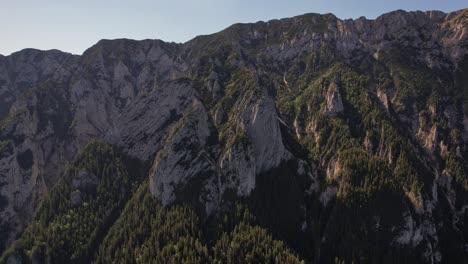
[418,125,440,154]
[72,170,99,192]
[376,84,395,112]
[0,49,78,121]
[219,140,256,197]
[325,81,344,116]
[149,102,220,214]
[240,96,291,172]
[148,86,314,214]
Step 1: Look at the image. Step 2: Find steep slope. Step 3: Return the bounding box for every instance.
[1,142,140,263]
[1,142,303,264]
[0,49,78,120]
[0,8,467,263]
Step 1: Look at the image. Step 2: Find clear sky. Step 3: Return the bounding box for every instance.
[1,0,467,56]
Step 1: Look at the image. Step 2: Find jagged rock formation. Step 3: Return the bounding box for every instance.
[325,81,344,116]
[0,8,467,263]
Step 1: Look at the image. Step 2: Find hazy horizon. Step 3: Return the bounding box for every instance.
[2,0,466,56]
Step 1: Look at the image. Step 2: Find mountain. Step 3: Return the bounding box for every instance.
[0,8,467,263]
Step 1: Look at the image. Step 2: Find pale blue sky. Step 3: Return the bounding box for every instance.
[1,0,467,55]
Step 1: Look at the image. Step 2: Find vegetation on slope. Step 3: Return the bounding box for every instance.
[0,142,139,263]
[96,181,302,264]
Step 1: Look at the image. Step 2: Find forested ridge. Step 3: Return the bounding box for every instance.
[1,142,303,264]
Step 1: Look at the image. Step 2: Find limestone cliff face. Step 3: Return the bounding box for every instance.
[0,49,78,120]
[325,81,344,116]
[0,9,467,262]
[149,101,220,213]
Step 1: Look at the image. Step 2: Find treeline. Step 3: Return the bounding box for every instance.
[0,142,303,264]
[320,148,420,263]
[0,142,137,263]
[96,181,303,264]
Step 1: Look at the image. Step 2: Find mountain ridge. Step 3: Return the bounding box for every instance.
[2,8,465,57]
[0,8,467,263]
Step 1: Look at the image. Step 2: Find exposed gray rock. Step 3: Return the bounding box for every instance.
[293,116,305,140]
[149,102,219,214]
[418,125,440,155]
[240,96,291,172]
[108,80,196,161]
[325,82,344,116]
[70,190,82,207]
[0,49,78,121]
[320,186,338,206]
[394,212,424,247]
[72,170,99,192]
[6,255,21,264]
[376,84,395,111]
[219,140,256,197]
[213,106,224,126]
